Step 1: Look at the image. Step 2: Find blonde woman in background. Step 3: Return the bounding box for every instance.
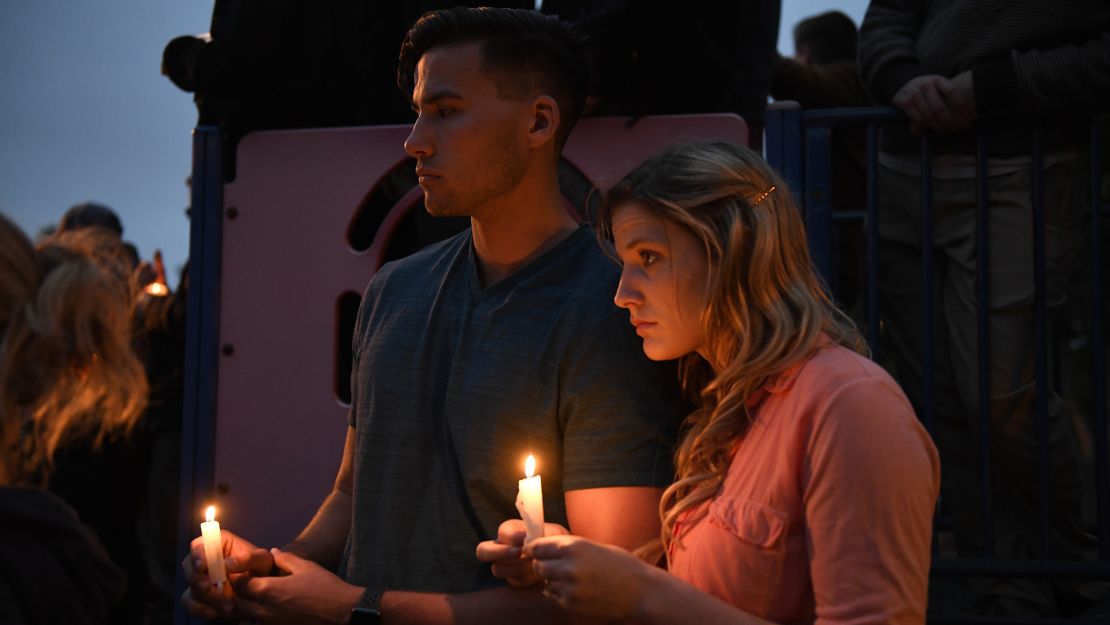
[479,141,940,624]
[0,214,147,625]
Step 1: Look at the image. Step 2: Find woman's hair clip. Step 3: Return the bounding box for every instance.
[750,184,776,206]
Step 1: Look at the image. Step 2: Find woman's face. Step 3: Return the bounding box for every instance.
[611,201,710,361]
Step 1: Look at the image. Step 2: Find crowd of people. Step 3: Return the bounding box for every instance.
[0,204,186,624]
[2,2,1107,624]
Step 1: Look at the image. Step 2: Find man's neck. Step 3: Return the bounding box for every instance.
[470,172,578,288]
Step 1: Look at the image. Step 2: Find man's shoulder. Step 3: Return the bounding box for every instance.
[549,227,621,289]
[370,229,470,288]
[537,228,624,320]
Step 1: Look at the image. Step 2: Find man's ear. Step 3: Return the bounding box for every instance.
[527,95,560,149]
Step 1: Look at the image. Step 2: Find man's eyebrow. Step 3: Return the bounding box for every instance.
[412,89,464,110]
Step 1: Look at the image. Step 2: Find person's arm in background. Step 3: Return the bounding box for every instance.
[973,27,1110,116]
[858,0,927,105]
[858,0,974,134]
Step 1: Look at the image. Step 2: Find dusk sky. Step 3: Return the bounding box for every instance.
[0,1,867,288]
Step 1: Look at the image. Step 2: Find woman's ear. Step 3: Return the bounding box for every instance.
[527,95,560,149]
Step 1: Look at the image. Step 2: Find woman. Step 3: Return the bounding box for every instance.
[478,141,939,624]
[0,214,148,624]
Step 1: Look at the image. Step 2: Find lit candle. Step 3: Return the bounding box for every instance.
[200,506,227,589]
[515,454,545,543]
[143,282,169,296]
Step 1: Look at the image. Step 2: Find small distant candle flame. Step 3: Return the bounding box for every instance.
[205,505,216,523]
[144,282,169,297]
[525,454,536,478]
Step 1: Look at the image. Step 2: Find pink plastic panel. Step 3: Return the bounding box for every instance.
[213,114,747,548]
[564,113,748,191]
[213,125,410,547]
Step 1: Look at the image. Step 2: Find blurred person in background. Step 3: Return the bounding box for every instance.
[770,10,873,327]
[860,0,1110,616]
[0,213,148,624]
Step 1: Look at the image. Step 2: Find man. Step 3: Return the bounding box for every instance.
[860,0,1110,616]
[183,7,681,624]
[772,10,869,109]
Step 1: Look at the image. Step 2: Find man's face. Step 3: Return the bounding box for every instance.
[404,43,531,217]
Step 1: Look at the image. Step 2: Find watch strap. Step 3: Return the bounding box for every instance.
[350,587,382,625]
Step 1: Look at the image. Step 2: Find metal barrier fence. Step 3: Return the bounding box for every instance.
[766,103,1109,624]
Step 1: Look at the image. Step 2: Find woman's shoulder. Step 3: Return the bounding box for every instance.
[785,345,925,434]
[800,344,893,385]
[772,344,901,403]
[789,346,937,467]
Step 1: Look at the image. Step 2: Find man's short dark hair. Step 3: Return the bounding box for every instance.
[397,7,592,151]
[793,11,858,65]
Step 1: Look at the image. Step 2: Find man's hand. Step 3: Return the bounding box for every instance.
[892,73,977,135]
[231,548,364,625]
[476,519,570,588]
[949,70,976,124]
[180,529,273,620]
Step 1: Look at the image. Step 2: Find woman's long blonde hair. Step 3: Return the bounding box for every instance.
[0,214,147,485]
[597,141,866,563]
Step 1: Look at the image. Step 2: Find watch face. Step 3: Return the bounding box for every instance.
[351,606,382,625]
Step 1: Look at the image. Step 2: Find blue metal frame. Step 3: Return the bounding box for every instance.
[803,125,833,278]
[866,123,881,353]
[765,101,803,206]
[174,126,224,625]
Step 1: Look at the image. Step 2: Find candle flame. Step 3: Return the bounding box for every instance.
[525,454,536,478]
[205,505,216,523]
[144,282,169,297]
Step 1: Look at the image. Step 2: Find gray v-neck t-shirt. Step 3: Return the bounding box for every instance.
[343,225,682,592]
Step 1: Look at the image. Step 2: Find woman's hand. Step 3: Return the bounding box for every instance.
[526,534,656,620]
[476,519,569,587]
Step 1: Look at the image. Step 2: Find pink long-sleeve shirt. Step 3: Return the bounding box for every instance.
[669,344,940,625]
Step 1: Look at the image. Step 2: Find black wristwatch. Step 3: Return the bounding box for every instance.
[350,587,383,625]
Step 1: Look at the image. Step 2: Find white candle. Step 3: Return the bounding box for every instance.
[515,454,545,543]
[200,505,227,588]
